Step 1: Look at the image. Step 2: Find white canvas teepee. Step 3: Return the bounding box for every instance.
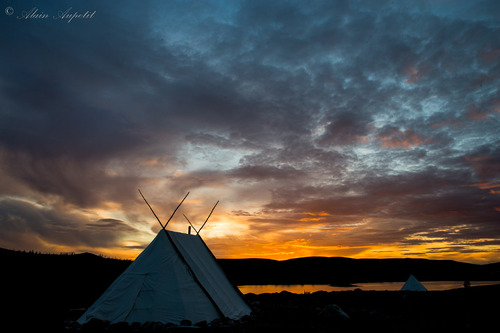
[78,229,252,325]
[401,274,427,291]
[78,192,251,325]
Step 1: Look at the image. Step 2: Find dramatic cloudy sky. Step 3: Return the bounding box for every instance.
[1,0,499,263]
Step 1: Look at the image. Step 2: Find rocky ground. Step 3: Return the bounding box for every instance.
[58,284,499,333]
[3,250,498,332]
[238,285,499,332]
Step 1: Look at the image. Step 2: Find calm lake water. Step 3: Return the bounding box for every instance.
[238,281,500,294]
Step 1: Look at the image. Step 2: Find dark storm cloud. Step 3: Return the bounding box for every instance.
[230,165,305,181]
[464,144,500,181]
[0,1,256,205]
[258,164,500,241]
[0,198,138,252]
[1,2,160,206]
[86,219,137,232]
[317,110,373,146]
[0,150,140,207]
[0,0,499,259]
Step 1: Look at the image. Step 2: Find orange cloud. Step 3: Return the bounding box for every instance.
[208,236,369,261]
[480,49,500,63]
[405,65,421,83]
[466,156,490,163]
[431,118,461,129]
[466,100,500,120]
[210,233,500,263]
[467,106,490,120]
[377,128,428,149]
[299,217,322,222]
[471,74,499,89]
[479,183,500,190]
[492,99,500,113]
[358,135,372,144]
[464,156,500,179]
[466,182,500,195]
[299,211,330,222]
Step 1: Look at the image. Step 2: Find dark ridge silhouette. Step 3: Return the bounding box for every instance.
[2,248,500,287]
[2,247,500,332]
[217,257,500,285]
[2,248,131,331]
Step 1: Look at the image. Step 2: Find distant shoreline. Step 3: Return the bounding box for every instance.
[3,246,500,332]
[237,281,500,294]
[3,247,500,285]
[65,284,500,332]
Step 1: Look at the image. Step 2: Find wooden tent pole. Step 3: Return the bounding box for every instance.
[138,189,165,229]
[197,200,219,234]
[165,192,190,227]
[139,190,189,230]
[183,214,199,234]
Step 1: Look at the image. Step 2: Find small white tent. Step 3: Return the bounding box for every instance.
[401,274,427,291]
[78,192,251,325]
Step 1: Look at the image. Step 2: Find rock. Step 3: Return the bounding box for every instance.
[140,321,163,332]
[195,320,208,328]
[107,321,130,332]
[180,319,192,326]
[64,320,81,331]
[131,321,142,332]
[318,304,350,321]
[81,318,109,332]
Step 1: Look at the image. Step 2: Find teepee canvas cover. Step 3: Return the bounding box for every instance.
[401,274,427,291]
[78,229,251,325]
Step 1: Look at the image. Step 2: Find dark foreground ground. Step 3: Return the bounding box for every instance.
[24,284,497,333]
[3,250,499,332]
[239,284,500,332]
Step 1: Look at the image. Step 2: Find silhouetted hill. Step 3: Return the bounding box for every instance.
[2,248,131,330]
[0,249,500,332]
[218,256,500,285]
[3,247,499,287]
[2,248,499,332]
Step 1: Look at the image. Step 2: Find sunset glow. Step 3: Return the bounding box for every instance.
[1,0,499,264]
